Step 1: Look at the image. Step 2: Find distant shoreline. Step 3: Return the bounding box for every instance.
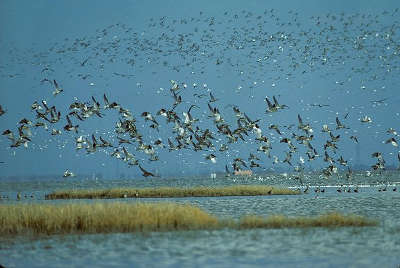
[45,185,299,200]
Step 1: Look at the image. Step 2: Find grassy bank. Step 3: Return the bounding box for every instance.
[45,185,299,200]
[0,202,377,236]
[0,202,219,235]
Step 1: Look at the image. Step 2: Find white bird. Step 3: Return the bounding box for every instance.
[51,129,61,135]
[360,116,372,123]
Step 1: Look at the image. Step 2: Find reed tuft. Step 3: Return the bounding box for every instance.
[45,185,299,200]
[239,212,378,228]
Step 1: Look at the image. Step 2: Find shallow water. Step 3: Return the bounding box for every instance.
[1,172,400,268]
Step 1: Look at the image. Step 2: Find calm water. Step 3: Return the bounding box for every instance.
[1,171,400,268]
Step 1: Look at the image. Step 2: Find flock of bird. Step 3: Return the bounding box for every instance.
[1,9,400,184]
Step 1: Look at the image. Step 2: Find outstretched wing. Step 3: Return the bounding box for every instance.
[103,94,109,105]
[298,114,303,125]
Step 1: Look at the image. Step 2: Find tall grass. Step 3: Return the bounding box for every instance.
[45,185,299,200]
[0,203,377,236]
[0,202,219,235]
[239,212,377,228]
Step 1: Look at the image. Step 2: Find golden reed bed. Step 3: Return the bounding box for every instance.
[0,202,377,235]
[45,185,299,200]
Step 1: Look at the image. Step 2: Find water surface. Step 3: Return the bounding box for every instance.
[1,172,400,267]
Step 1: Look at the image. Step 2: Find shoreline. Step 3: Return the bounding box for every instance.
[45,185,300,200]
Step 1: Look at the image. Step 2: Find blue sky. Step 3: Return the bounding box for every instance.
[1,0,399,178]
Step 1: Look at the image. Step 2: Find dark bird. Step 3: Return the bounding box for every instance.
[103,93,120,109]
[138,164,158,177]
[297,114,313,134]
[309,103,330,108]
[273,95,288,110]
[370,98,387,105]
[350,135,358,143]
[265,96,278,113]
[269,124,282,135]
[99,136,113,147]
[335,117,347,130]
[63,115,79,133]
[209,92,218,102]
[141,112,158,125]
[2,129,14,140]
[0,105,5,116]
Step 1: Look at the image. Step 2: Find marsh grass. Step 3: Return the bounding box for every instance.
[45,185,299,200]
[0,203,377,236]
[239,212,378,228]
[0,202,219,235]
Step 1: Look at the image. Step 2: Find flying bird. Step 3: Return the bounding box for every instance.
[138,164,158,177]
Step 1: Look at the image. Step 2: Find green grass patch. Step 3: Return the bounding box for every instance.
[0,202,377,236]
[45,185,299,200]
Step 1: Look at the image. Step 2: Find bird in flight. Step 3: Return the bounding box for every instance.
[138,164,158,177]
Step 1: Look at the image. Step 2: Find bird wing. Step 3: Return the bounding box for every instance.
[66,115,71,125]
[103,94,109,105]
[298,114,303,125]
[265,97,273,108]
[273,95,279,106]
[336,117,341,126]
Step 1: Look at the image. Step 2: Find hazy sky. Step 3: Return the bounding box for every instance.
[1,0,399,179]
